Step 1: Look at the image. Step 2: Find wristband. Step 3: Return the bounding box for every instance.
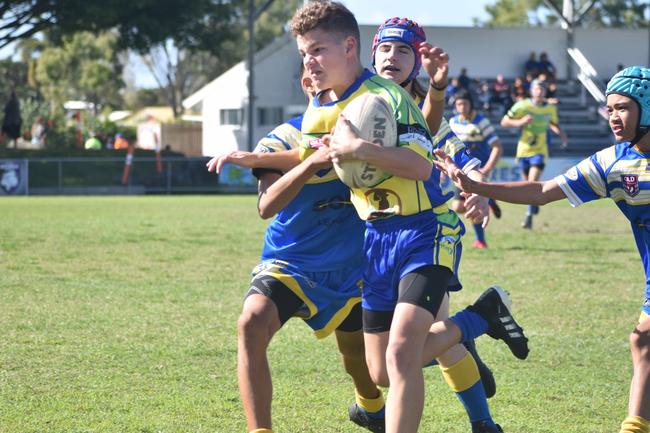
[428,81,447,101]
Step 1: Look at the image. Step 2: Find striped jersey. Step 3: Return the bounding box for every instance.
[449,112,499,167]
[555,142,650,298]
[253,115,364,272]
[301,69,478,220]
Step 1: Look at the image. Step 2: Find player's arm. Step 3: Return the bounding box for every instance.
[207,149,301,174]
[549,122,569,148]
[257,147,332,219]
[328,115,431,181]
[419,43,449,135]
[500,114,531,129]
[481,138,503,176]
[434,148,566,205]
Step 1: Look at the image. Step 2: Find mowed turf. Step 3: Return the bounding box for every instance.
[0,195,641,432]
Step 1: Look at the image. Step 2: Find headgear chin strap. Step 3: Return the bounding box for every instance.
[606,66,650,145]
[371,17,426,85]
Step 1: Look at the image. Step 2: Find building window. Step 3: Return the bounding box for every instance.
[220,109,243,126]
[257,107,283,126]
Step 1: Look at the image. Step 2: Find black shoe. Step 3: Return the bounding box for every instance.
[521,214,532,229]
[467,286,529,360]
[471,421,504,433]
[348,403,385,433]
[488,200,502,219]
[463,339,496,398]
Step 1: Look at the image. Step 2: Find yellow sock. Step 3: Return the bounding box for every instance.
[440,352,480,392]
[621,416,650,433]
[250,429,273,433]
[355,388,385,413]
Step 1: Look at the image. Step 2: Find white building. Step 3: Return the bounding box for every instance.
[183,25,650,156]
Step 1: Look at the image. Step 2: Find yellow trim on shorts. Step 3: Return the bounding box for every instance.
[265,270,318,318]
[640,311,649,325]
[314,296,362,340]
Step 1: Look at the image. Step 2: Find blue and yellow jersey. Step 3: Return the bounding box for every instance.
[301,69,478,221]
[555,142,650,299]
[253,115,364,272]
[506,98,558,158]
[449,112,499,167]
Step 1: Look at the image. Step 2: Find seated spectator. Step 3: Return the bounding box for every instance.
[445,77,463,107]
[524,51,539,78]
[457,67,471,90]
[524,72,535,92]
[511,76,528,102]
[537,52,556,80]
[113,133,129,150]
[489,74,512,113]
[476,81,491,111]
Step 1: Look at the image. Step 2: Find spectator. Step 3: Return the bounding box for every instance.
[537,52,556,80]
[445,77,463,107]
[523,51,539,78]
[489,74,512,113]
[30,117,46,148]
[476,81,491,111]
[511,76,528,102]
[113,133,129,150]
[457,67,471,90]
[524,72,535,92]
[84,134,102,150]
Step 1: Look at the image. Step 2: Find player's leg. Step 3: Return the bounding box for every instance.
[335,308,386,432]
[519,157,534,229]
[621,313,650,433]
[524,158,545,226]
[384,265,449,433]
[433,295,501,432]
[237,273,304,433]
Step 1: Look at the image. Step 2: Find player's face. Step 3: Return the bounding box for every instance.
[374,41,415,84]
[455,99,471,116]
[297,28,353,91]
[606,93,640,142]
[530,84,546,101]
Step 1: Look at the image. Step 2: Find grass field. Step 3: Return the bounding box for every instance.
[0,195,643,433]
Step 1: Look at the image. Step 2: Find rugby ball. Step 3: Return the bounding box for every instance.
[332,93,397,188]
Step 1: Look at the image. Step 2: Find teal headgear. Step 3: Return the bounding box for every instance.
[606,66,650,144]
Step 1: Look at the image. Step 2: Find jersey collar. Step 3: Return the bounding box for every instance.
[312,68,375,108]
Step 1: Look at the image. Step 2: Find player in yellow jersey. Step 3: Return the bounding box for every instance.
[501,79,568,229]
[290,3,529,433]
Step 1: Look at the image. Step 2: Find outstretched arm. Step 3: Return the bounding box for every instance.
[207,148,301,174]
[434,148,566,205]
[550,123,569,149]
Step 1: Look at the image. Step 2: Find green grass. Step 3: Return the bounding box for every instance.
[0,196,641,432]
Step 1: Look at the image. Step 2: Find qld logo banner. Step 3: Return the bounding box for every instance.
[0,159,28,195]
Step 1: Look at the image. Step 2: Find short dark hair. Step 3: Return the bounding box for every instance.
[290,1,360,49]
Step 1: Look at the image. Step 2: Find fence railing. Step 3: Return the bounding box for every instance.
[1,156,257,196]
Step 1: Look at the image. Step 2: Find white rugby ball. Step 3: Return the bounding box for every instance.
[332,93,397,188]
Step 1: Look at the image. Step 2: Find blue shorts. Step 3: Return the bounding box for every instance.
[362,211,465,312]
[251,260,362,339]
[518,154,546,173]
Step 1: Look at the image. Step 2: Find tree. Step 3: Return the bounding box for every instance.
[480,0,649,28]
[0,0,239,54]
[35,32,124,115]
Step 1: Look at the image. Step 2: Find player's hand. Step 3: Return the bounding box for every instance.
[463,193,490,228]
[560,139,569,149]
[206,151,256,174]
[305,145,333,170]
[329,114,365,163]
[433,149,477,193]
[419,43,449,88]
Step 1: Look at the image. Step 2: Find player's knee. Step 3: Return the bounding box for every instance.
[386,338,419,378]
[237,309,275,343]
[367,360,389,387]
[630,327,650,362]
